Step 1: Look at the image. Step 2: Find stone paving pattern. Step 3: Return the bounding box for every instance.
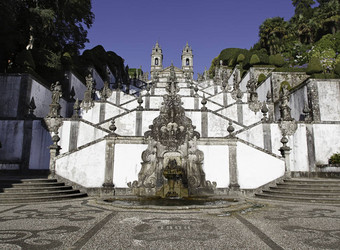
[1,198,340,249]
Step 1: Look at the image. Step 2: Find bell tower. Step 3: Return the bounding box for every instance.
[151,41,163,79]
[181,42,193,79]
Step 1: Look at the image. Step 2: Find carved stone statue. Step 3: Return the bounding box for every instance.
[47,81,62,118]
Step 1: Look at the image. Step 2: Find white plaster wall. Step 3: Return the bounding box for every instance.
[0,75,21,117]
[113,144,145,187]
[154,88,167,95]
[58,121,71,154]
[182,97,195,109]
[237,142,285,189]
[121,98,138,110]
[186,111,201,134]
[219,105,238,121]
[237,124,264,149]
[56,140,106,187]
[0,120,24,160]
[317,81,340,121]
[141,111,159,134]
[209,92,224,104]
[92,68,104,90]
[149,96,163,109]
[202,86,216,95]
[199,145,229,187]
[77,122,107,148]
[242,105,263,126]
[104,103,126,120]
[115,111,136,135]
[69,72,86,100]
[239,72,250,92]
[29,120,51,169]
[81,102,101,124]
[205,100,222,111]
[270,124,282,156]
[179,88,191,96]
[290,86,308,121]
[313,124,340,164]
[120,93,136,105]
[207,113,242,137]
[257,77,271,102]
[291,124,309,172]
[30,79,52,118]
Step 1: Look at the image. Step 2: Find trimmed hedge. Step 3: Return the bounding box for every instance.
[250,54,260,65]
[306,57,323,75]
[258,73,266,84]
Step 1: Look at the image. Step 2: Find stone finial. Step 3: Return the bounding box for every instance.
[27,97,36,118]
[303,103,312,122]
[236,89,243,103]
[227,121,235,136]
[72,98,80,118]
[279,134,291,157]
[261,101,269,121]
[194,85,199,97]
[201,94,207,111]
[52,130,60,146]
[109,118,117,134]
[137,95,144,110]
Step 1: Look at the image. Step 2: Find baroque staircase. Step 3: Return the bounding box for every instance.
[256,178,340,204]
[0,177,87,203]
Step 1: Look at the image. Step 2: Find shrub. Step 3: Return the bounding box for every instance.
[335,63,340,76]
[250,54,260,65]
[329,153,340,164]
[258,73,266,84]
[306,57,323,75]
[269,54,285,67]
[237,54,245,63]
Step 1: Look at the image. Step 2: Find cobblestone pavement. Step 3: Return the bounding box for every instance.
[1,198,340,249]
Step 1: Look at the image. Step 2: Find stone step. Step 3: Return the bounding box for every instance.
[255,193,340,204]
[283,178,340,184]
[0,189,80,198]
[1,185,73,193]
[277,183,340,188]
[269,186,340,193]
[263,189,340,198]
[1,182,66,188]
[0,192,88,204]
[0,177,87,203]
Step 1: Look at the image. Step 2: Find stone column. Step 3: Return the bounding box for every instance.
[49,144,60,178]
[145,93,150,109]
[223,91,228,107]
[194,96,199,109]
[227,138,239,190]
[102,136,116,196]
[115,90,120,105]
[306,124,316,172]
[237,103,243,124]
[279,135,291,177]
[99,102,105,123]
[262,123,272,152]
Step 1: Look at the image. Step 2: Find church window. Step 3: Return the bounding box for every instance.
[155,58,158,65]
[156,49,158,52]
[186,58,189,66]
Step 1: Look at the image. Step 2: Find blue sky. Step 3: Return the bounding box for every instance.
[84,0,296,75]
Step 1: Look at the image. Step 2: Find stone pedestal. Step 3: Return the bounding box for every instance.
[227,139,240,190]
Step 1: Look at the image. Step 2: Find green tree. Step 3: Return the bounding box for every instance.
[259,17,289,55]
[0,0,94,74]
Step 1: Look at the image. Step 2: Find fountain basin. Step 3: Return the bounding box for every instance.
[101,196,240,210]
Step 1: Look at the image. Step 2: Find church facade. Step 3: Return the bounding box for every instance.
[150,42,194,83]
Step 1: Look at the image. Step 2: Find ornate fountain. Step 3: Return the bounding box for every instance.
[129,65,215,198]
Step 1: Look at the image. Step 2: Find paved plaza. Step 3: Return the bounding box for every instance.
[1,198,340,249]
